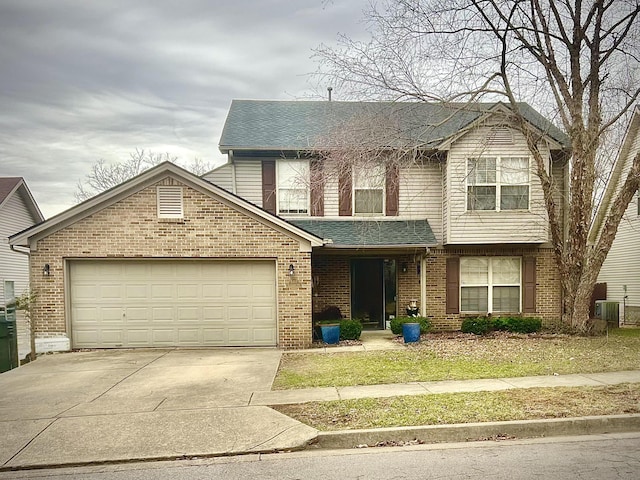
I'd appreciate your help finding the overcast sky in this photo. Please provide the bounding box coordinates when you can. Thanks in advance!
[0,0,370,218]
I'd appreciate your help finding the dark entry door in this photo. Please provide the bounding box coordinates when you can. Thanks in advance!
[351,259,384,329]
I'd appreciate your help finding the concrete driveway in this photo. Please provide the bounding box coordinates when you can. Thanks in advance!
[0,348,317,469]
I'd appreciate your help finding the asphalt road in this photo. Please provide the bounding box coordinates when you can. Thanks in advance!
[2,433,640,480]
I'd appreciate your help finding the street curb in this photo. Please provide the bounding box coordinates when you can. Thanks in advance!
[313,414,640,449]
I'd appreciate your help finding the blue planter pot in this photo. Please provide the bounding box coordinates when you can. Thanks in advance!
[402,323,421,343]
[320,324,340,344]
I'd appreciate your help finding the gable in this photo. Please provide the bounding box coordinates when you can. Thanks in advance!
[9,162,323,251]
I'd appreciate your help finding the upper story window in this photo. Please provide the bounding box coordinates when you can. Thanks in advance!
[467,157,529,211]
[354,163,385,215]
[277,159,309,215]
[157,186,183,218]
[460,257,521,313]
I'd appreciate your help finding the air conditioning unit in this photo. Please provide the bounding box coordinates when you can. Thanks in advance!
[595,300,619,327]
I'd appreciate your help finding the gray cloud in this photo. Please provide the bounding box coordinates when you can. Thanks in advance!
[0,0,369,217]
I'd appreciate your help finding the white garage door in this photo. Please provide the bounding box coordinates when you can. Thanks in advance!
[69,260,277,348]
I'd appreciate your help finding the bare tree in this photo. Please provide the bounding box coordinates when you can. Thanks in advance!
[75,148,213,201]
[315,0,640,332]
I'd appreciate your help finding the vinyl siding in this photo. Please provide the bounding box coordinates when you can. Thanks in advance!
[398,160,443,242]
[445,125,550,244]
[0,191,39,360]
[597,126,640,313]
[203,163,234,191]
[204,158,264,207]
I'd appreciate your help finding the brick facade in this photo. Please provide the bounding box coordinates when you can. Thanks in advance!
[311,248,561,331]
[29,176,313,350]
[425,247,562,330]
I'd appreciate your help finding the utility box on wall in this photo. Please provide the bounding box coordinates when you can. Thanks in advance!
[594,300,620,328]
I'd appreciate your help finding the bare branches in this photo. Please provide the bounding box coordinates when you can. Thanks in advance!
[74,149,213,202]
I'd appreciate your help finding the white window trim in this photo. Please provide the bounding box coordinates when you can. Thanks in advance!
[276,159,310,216]
[460,257,522,314]
[157,186,184,219]
[353,164,386,216]
[466,156,531,212]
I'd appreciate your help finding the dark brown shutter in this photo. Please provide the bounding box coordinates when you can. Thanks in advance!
[385,163,399,216]
[446,257,460,314]
[262,160,276,214]
[523,257,537,313]
[338,168,352,216]
[310,159,324,216]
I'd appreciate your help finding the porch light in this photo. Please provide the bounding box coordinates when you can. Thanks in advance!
[401,263,408,273]
[43,264,51,277]
[288,264,295,276]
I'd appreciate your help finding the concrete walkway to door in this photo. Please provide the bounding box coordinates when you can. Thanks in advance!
[0,348,316,470]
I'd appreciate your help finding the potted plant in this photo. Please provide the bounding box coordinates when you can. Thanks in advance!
[317,320,341,345]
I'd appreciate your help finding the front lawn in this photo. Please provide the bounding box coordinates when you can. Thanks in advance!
[273,383,640,430]
[273,329,640,390]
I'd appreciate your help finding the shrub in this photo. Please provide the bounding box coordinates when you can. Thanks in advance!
[500,316,543,334]
[390,316,431,335]
[462,316,543,335]
[461,316,494,335]
[340,319,363,340]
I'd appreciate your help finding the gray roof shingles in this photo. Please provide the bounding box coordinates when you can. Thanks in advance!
[219,100,570,152]
[289,219,436,247]
[0,177,22,204]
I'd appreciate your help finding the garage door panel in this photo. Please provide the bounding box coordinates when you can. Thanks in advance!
[151,284,174,300]
[70,260,277,348]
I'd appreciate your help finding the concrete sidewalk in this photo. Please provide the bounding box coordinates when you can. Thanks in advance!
[251,370,640,405]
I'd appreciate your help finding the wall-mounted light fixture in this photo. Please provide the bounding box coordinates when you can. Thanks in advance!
[43,264,51,277]
[401,263,408,274]
[288,264,295,276]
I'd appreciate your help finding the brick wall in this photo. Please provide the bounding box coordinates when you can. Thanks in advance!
[311,254,422,320]
[29,176,312,349]
[426,247,562,331]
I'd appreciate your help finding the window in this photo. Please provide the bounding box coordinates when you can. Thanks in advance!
[467,157,529,211]
[3,281,15,310]
[354,164,384,214]
[278,159,309,214]
[460,257,521,313]
[157,186,183,218]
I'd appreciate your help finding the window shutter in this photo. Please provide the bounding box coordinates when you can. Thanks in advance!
[338,168,352,216]
[385,163,399,216]
[523,257,537,313]
[310,159,324,216]
[157,186,183,218]
[262,160,276,214]
[446,257,460,314]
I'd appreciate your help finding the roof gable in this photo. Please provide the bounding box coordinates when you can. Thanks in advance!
[9,162,323,249]
[0,177,44,223]
[219,100,570,153]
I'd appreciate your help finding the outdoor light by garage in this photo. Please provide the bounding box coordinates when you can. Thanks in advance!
[42,264,51,276]
[288,264,295,276]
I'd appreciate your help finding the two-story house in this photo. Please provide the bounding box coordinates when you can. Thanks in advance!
[209,100,569,332]
[9,100,569,352]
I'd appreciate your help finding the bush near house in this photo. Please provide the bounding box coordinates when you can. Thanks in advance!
[390,316,432,335]
[340,319,363,340]
[461,316,543,335]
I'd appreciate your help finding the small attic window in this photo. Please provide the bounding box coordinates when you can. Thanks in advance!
[487,127,514,146]
[157,186,183,218]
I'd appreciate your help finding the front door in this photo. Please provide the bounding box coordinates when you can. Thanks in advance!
[351,259,396,329]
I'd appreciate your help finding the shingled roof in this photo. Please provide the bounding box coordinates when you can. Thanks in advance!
[289,219,436,248]
[219,100,570,153]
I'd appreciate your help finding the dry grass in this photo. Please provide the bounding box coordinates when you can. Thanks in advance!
[273,329,640,389]
[273,383,640,430]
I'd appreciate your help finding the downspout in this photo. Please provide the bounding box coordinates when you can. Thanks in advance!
[10,244,30,257]
[229,149,237,194]
[421,248,429,317]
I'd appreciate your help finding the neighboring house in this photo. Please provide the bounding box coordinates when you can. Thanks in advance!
[9,100,570,352]
[593,106,640,325]
[0,177,44,360]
